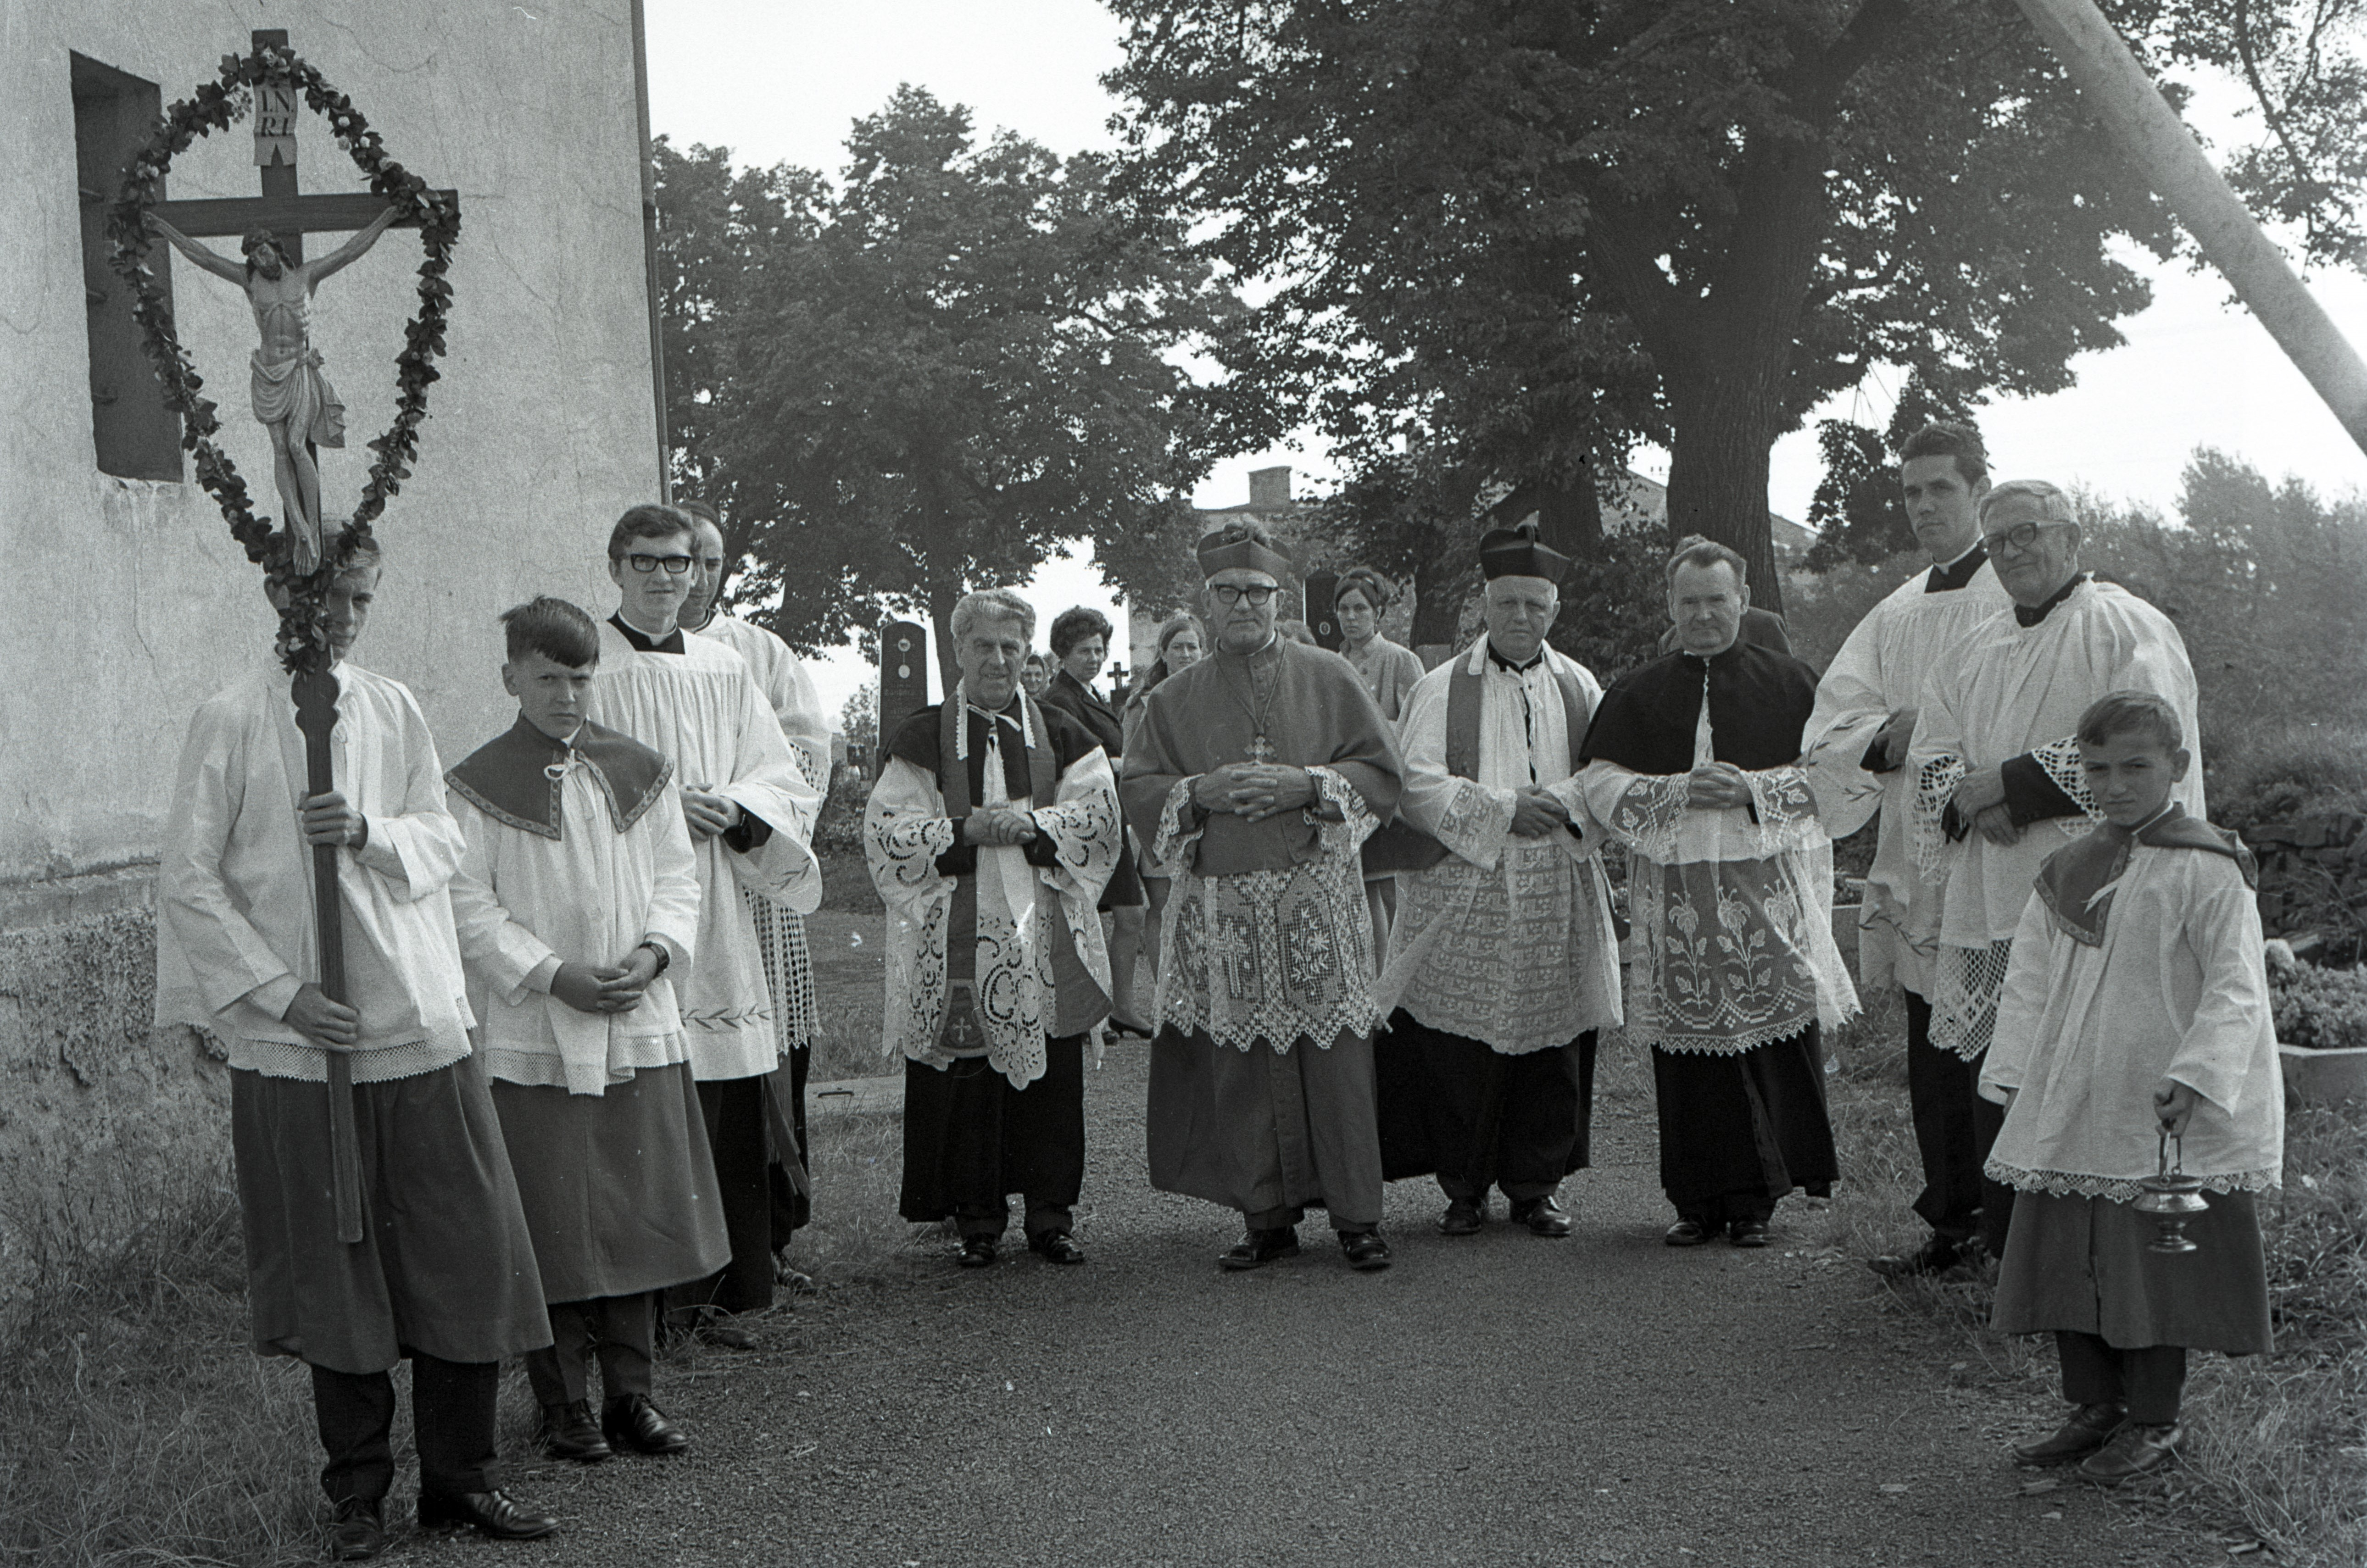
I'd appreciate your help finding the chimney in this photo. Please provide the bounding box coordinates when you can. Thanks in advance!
[1248,465,1292,510]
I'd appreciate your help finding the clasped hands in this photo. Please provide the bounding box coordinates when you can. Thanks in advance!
[963,806,1040,847]
[551,943,664,1016]
[1684,762,1754,812]
[1947,763,2022,846]
[1508,787,1572,839]
[682,785,745,840]
[1192,763,1314,823]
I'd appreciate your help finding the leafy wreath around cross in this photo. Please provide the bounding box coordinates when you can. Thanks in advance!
[105,42,458,670]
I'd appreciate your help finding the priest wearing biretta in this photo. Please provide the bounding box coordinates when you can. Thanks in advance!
[1370,523,1624,1241]
[1123,521,1406,1273]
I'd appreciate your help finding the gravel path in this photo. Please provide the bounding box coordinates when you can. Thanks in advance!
[411,1042,2222,1568]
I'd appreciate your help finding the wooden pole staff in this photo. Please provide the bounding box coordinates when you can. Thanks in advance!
[2013,0,2367,457]
[294,666,365,1244]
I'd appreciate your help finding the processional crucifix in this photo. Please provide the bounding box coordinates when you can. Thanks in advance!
[122,30,459,1243]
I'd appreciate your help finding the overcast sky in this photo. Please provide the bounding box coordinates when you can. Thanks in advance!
[645,0,2367,719]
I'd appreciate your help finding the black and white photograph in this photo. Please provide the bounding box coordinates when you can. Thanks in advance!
[4,1,2366,1563]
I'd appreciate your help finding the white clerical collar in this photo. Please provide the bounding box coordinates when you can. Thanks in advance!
[618,608,679,641]
[1934,539,1983,573]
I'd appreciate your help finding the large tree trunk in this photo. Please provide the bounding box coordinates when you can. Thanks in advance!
[1662,374,1788,616]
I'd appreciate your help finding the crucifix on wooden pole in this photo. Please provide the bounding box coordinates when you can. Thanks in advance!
[139,30,461,1246]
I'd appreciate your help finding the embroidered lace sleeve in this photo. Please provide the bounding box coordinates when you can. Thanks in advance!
[1149,777,1207,876]
[1306,765,1378,858]
[863,758,957,1065]
[1740,765,1824,854]
[1577,762,1690,866]
[1432,779,1517,869]
[1030,747,1123,908]
[2001,737,2096,824]
[1910,751,1968,884]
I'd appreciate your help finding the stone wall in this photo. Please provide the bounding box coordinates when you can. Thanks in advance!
[2242,811,2367,957]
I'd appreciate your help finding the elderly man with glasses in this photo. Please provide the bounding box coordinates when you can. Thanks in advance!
[588,503,823,1347]
[1123,522,1406,1273]
[1907,479,2203,1167]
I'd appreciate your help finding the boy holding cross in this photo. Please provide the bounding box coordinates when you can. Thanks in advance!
[156,546,557,1556]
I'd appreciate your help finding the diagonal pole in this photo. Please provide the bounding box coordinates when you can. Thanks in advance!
[294,667,365,1244]
[2012,0,2367,456]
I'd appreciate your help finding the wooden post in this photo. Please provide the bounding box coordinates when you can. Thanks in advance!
[2012,0,2367,456]
[293,667,365,1244]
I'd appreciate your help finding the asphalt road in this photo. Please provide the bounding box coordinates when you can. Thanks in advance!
[410,1042,2223,1568]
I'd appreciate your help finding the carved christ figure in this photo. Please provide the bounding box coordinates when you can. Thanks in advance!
[148,205,399,573]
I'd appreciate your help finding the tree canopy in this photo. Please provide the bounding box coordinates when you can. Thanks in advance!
[655,89,1240,682]
[1104,0,2365,610]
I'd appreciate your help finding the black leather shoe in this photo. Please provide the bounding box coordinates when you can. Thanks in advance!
[1437,1198,1486,1235]
[328,1497,386,1561]
[2013,1402,2127,1466]
[1869,1234,1966,1279]
[1511,1196,1574,1238]
[957,1235,998,1269]
[602,1392,690,1456]
[1728,1218,1772,1248]
[1664,1218,1714,1246]
[1219,1226,1301,1270]
[1339,1229,1393,1271]
[416,1489,559,1540]
[1029,1231,1087,1265]
[536,1399,612,1463]
[2077,1420,2180,1484]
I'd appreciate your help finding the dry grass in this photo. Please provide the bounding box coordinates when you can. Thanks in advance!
[1798,990,2367,1567]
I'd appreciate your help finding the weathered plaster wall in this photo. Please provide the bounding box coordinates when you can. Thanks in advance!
[0,4,664,1288]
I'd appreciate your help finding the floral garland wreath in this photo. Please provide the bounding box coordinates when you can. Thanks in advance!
[104,41,459,670]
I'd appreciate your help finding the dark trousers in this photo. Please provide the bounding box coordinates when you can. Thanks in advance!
[2057,1331,2188,1425]
[524,1293,655,1408]
[1905,990,2015,1259]
[310,1351,497,1505]
[771,1046,811,1240]
[900,1034,1086,1241]
[1380,1013,1595,1203]
[668,1074,787,1321]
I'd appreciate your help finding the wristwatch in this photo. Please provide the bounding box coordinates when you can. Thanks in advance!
[635,940,671,977]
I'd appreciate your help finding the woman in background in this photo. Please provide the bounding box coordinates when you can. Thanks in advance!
[1020,651,1052,700]
[1334,567,1424,968]
[1121,613,1204,980]
[1040,607,1153,1036]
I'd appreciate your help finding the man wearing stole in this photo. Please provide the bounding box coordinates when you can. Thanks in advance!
[1373,523,1624,1240]
[864,589,1121,1268]
[1124,522,1406,1273]
[1577,538,1859,1248]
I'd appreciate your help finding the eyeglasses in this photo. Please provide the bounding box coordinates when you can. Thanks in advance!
[1208,584,1278,606]
[625,553,695,575]
[1983,520,2068,552]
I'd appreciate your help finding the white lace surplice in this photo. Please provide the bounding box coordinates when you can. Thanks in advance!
[446,759,703,1097]
[864,727,1119,1090]
[155,662,474,1084]
[1799,560,2011,997]
[1979,846,2281,1202]
[1906,580,2201,1058]
[1148,768,1382,1053]
[587,624,820,1080]
[1577,696,1858,1055]
[1376,641,1623,1053]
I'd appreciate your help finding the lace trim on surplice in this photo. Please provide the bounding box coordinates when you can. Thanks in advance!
[1985,1159,2280,1205]
[1627,853,1840,1055]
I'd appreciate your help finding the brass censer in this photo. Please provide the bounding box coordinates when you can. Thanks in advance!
[2134,1127,2209,1254]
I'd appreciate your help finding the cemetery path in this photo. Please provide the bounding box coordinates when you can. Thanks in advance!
[415,1043,2224,1568]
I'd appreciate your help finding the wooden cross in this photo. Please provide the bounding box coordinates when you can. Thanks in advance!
[148,29,456,264]
[148,30,459,1245]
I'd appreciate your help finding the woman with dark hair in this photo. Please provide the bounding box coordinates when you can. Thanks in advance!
[1333,568,1424,724]
[1020,652,1052,700]
[1120,613,1205,978]
[1039,606,1153,1035]
[1334,567,1424,967]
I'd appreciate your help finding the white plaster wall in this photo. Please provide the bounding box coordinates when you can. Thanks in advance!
[0,2,661,888]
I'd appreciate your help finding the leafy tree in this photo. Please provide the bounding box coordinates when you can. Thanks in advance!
[1104,0,2365,612]
[660,89,1239,685]
[1799,380,1984,571]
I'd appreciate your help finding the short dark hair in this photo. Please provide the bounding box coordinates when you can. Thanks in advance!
[1049,606,1114,658]
[1333,567,1392,614]
[674,498,721,528]
[1899,421,1988,487]
[2077,690,2183,753]
[501,596,601,667]
[606,503,695,562]
[1665,534,1747,586]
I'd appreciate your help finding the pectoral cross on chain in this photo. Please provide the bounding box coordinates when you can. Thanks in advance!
[1246,733,1277,764]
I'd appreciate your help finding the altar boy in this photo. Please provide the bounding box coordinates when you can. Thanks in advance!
[445,598,729,1463]
[1981,691,2282,1484]
[156,547,555,1557]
